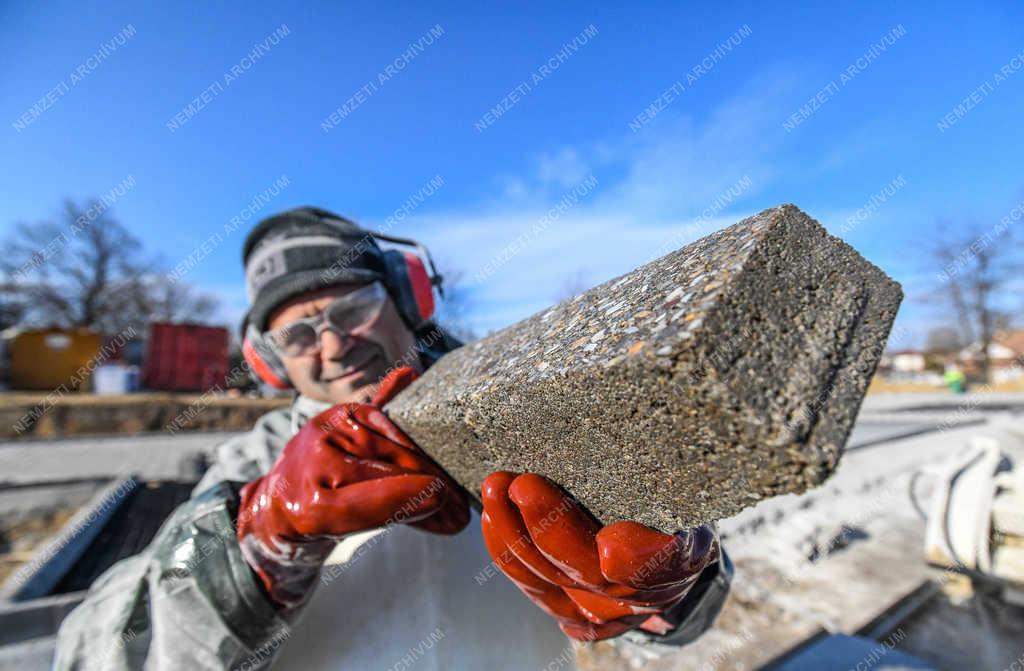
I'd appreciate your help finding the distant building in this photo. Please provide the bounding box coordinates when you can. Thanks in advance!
[878,349,942,384]
[888,350,927,373]
[958,329,1024,382]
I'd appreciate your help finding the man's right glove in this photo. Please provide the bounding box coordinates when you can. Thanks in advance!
[237,368,470,608]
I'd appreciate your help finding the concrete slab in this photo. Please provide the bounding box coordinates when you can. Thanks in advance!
[388,204,902,530]
[0,430,241,486]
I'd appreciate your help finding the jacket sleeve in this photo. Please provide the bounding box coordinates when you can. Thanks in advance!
[53,482,291,671]
[54,409,296,671]
[614,549,733,655]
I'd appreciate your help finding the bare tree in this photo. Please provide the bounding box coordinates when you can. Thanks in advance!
[0,284,26,333]
[929,219,1021,382]
[554,269,589,302]
[95,275,219,334]
[3,199,219,335]
[924,326,962,355]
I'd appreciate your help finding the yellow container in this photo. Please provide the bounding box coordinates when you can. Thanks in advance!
[8,328,104,391]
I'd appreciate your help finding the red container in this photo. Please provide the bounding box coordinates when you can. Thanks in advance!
[142,322,229,392]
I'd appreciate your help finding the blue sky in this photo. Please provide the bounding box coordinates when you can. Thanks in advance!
[2,1,1022,347]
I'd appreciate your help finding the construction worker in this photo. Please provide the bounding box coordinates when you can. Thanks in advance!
[54,207,731,670]
[944,364,967,394]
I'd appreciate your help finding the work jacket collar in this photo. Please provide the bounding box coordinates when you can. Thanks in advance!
[290,394,333,435]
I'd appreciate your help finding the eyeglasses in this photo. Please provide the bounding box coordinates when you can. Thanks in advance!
[264,282,388,358]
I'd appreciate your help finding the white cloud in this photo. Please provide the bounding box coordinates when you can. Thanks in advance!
[364,73,797,333]
[535,147,591,190]
[372,199,759,334]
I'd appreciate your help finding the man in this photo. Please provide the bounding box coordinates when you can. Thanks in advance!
[54,207,730,669]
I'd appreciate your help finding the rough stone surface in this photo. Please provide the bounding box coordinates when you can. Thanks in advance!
[385,204,903,531]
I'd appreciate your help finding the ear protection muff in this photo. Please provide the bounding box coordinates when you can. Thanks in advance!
[240,222,445,390]
[371,231,444,330]
[381,249,436,328]
[242,322,291,389]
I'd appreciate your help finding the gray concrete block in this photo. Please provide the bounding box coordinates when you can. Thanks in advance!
[386,205,902,531]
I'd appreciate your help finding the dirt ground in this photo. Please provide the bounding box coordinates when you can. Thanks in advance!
[868,377,1024,394]
[0,506,78,584]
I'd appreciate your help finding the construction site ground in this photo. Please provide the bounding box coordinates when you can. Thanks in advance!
[0,392,289,439]
[1,391,1023,670]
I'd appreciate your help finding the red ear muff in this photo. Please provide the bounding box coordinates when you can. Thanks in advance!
[402,251,435,322]
[243,331,291,389]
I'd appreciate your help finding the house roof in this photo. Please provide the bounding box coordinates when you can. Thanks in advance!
[994,329,1024,355]
[959,329,1024,360]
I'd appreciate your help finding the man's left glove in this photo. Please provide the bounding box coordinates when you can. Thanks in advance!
[237,367,470,608]
[481,472,720,641]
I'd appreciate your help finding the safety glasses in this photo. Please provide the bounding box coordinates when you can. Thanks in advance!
[264,282,388,358]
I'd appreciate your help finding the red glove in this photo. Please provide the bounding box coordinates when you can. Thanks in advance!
[237,367,469,608]
[481,472,719,641]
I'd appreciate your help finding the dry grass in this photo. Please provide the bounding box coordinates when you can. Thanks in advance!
[0,391,287,408]
[868,376,1024,394]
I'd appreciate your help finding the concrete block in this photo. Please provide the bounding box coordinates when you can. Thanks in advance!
[386,205,902,530]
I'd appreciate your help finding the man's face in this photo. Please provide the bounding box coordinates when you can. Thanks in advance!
[266,284,421,404]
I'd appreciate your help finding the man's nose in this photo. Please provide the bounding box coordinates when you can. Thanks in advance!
[319,327,354,360]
